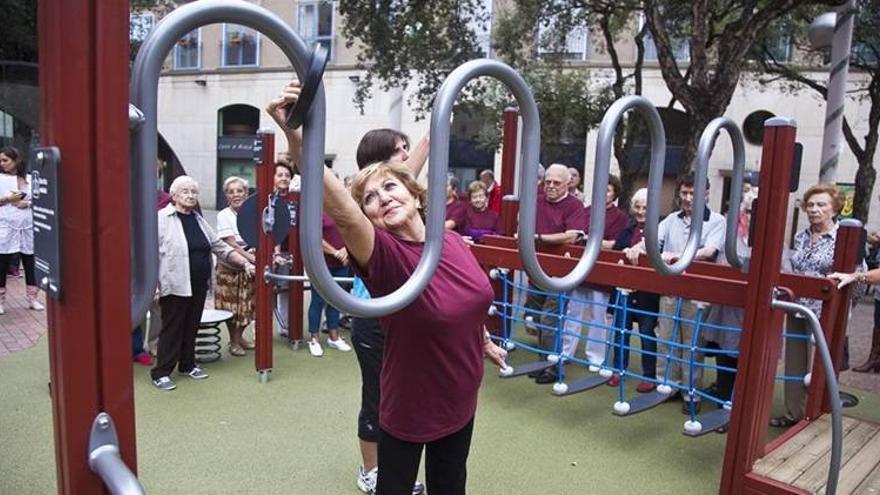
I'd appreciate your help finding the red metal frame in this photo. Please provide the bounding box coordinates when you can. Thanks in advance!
[499,108,519,236]
[41,0,136,492]
[286,190,305,344]
[254,132,275,374]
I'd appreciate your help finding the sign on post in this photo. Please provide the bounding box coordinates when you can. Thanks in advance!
[30,147,62,299]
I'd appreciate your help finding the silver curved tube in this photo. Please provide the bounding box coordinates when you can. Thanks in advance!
[771,299,842,495]
[697,118,747,269]
[305,59,538,317]
[88,413,146,495]
[522,97,664,291]
[129,0,319,327]
[645,112,709,276]
[263,268,354,285]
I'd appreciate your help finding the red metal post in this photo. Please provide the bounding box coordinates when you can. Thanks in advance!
[719,122,797,495]
[499,108,519,235]
[287,191,305,345]
[805,222,862,417]
[255,131,275,376]
[41,0,135,492]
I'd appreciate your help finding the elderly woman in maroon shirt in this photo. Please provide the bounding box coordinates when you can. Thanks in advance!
[461,180,500,243]
[267,83,507,495]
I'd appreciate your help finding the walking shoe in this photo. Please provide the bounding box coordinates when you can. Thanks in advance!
[327,337,352,352]
[152,376,176,391]
[357,466,424,495]
[534,369,557,384]
[182,367,209,380]
[606,374,620,387]
[134,353,153,366]
[357,466,377,493]
[26,286,44,310]
[28,298,45,311]
[636,381,656,393]
[308,339,324,357]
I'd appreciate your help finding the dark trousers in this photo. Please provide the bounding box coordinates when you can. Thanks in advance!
[0,252,35,287]
[715,354,738,402]
[151,290,207,380]
[352,317,383,443]
[611,310,658,379]
[377,418,474,495]
[132,325,145,358]
[523,284,564,350]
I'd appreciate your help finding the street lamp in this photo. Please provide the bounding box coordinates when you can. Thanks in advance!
[808,2,857,183]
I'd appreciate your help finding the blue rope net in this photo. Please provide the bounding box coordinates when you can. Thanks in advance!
[489,272,812,424]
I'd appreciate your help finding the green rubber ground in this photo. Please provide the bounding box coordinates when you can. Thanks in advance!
[2,332,879,494]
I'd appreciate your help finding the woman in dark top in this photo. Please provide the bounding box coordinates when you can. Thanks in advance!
[461,180,499,243]
[612,188,659,392]
[151,176,255,391]
[268,82,507,495]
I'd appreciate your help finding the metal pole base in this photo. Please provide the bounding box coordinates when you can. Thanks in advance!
[257,369,272,384]
[288,339,302,351]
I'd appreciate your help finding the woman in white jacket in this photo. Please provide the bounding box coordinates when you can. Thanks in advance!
[0,145,42,314]
[151,175,255,391]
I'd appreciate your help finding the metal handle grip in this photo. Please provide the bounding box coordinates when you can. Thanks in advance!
[698,118,748,269]
[524,96,665,292]
[302,59,539,317]
[645,110,711,276]
[264,268,354,285]
[770,299,842,495]
[88,413,145,495]
[129,0,319,327]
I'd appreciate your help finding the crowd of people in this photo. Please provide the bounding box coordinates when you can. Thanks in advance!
[121,79,874,494]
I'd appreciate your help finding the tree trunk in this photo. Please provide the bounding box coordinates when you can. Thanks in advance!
[852,158,877,225]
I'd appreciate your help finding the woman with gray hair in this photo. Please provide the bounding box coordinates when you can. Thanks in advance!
[215,176,257,357]
[611,188,659,392]
[151,175,256,391]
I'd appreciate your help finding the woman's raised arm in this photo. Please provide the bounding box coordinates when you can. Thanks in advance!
[265,82,374,269]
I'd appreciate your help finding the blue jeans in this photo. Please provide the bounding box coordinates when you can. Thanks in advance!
[307,265,350,336]
[611,308,658,379]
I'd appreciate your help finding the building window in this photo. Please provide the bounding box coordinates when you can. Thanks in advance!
[222,24,260,67]
[129,11,155,44]
[174,29,201,70]
[642,15,689,62]
[0,111,13,139]
[537,12,590,61]
[298,1,335,61]
[467,0,493,57]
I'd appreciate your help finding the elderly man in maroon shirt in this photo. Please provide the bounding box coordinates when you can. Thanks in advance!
[564,174,628,373]
[523,164,588,384]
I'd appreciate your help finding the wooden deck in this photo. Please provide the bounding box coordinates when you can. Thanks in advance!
[752,415,880,494]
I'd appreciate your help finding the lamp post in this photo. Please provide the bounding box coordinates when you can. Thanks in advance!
[809,0,858,184]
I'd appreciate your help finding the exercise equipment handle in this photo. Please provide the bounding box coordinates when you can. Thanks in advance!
[523,95,664,291]
[770,299,842,495]
[88,412,146,495]
[700,118,748,269]
[644,107,711,276]
[129,0,320,327]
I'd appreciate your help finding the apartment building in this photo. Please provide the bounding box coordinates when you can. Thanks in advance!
[137,0,875,236]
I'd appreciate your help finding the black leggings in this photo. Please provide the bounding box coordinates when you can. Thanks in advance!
[0,253,35,287]
[377,418,474,495]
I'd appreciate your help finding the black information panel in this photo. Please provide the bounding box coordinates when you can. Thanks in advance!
[30,147,62,299]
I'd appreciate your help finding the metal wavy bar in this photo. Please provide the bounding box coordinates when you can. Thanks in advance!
[644,109,711,276]
[770,299,842,495]
[521,100,663,291]
[698,118,747,269]
[129,0,319,327]
[263,268,355,285]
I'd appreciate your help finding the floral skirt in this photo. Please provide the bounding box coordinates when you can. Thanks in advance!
[214,263,255,328]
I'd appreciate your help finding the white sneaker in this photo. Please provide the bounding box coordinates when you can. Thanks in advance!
[308,339,324,357]
[357,466,377,493]
[28,299,45,311]
[328,337,352,352]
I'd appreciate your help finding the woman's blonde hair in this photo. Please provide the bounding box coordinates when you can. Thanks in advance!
[350,161,427,218]
[223,175,249,193]
[467,180,488,198]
